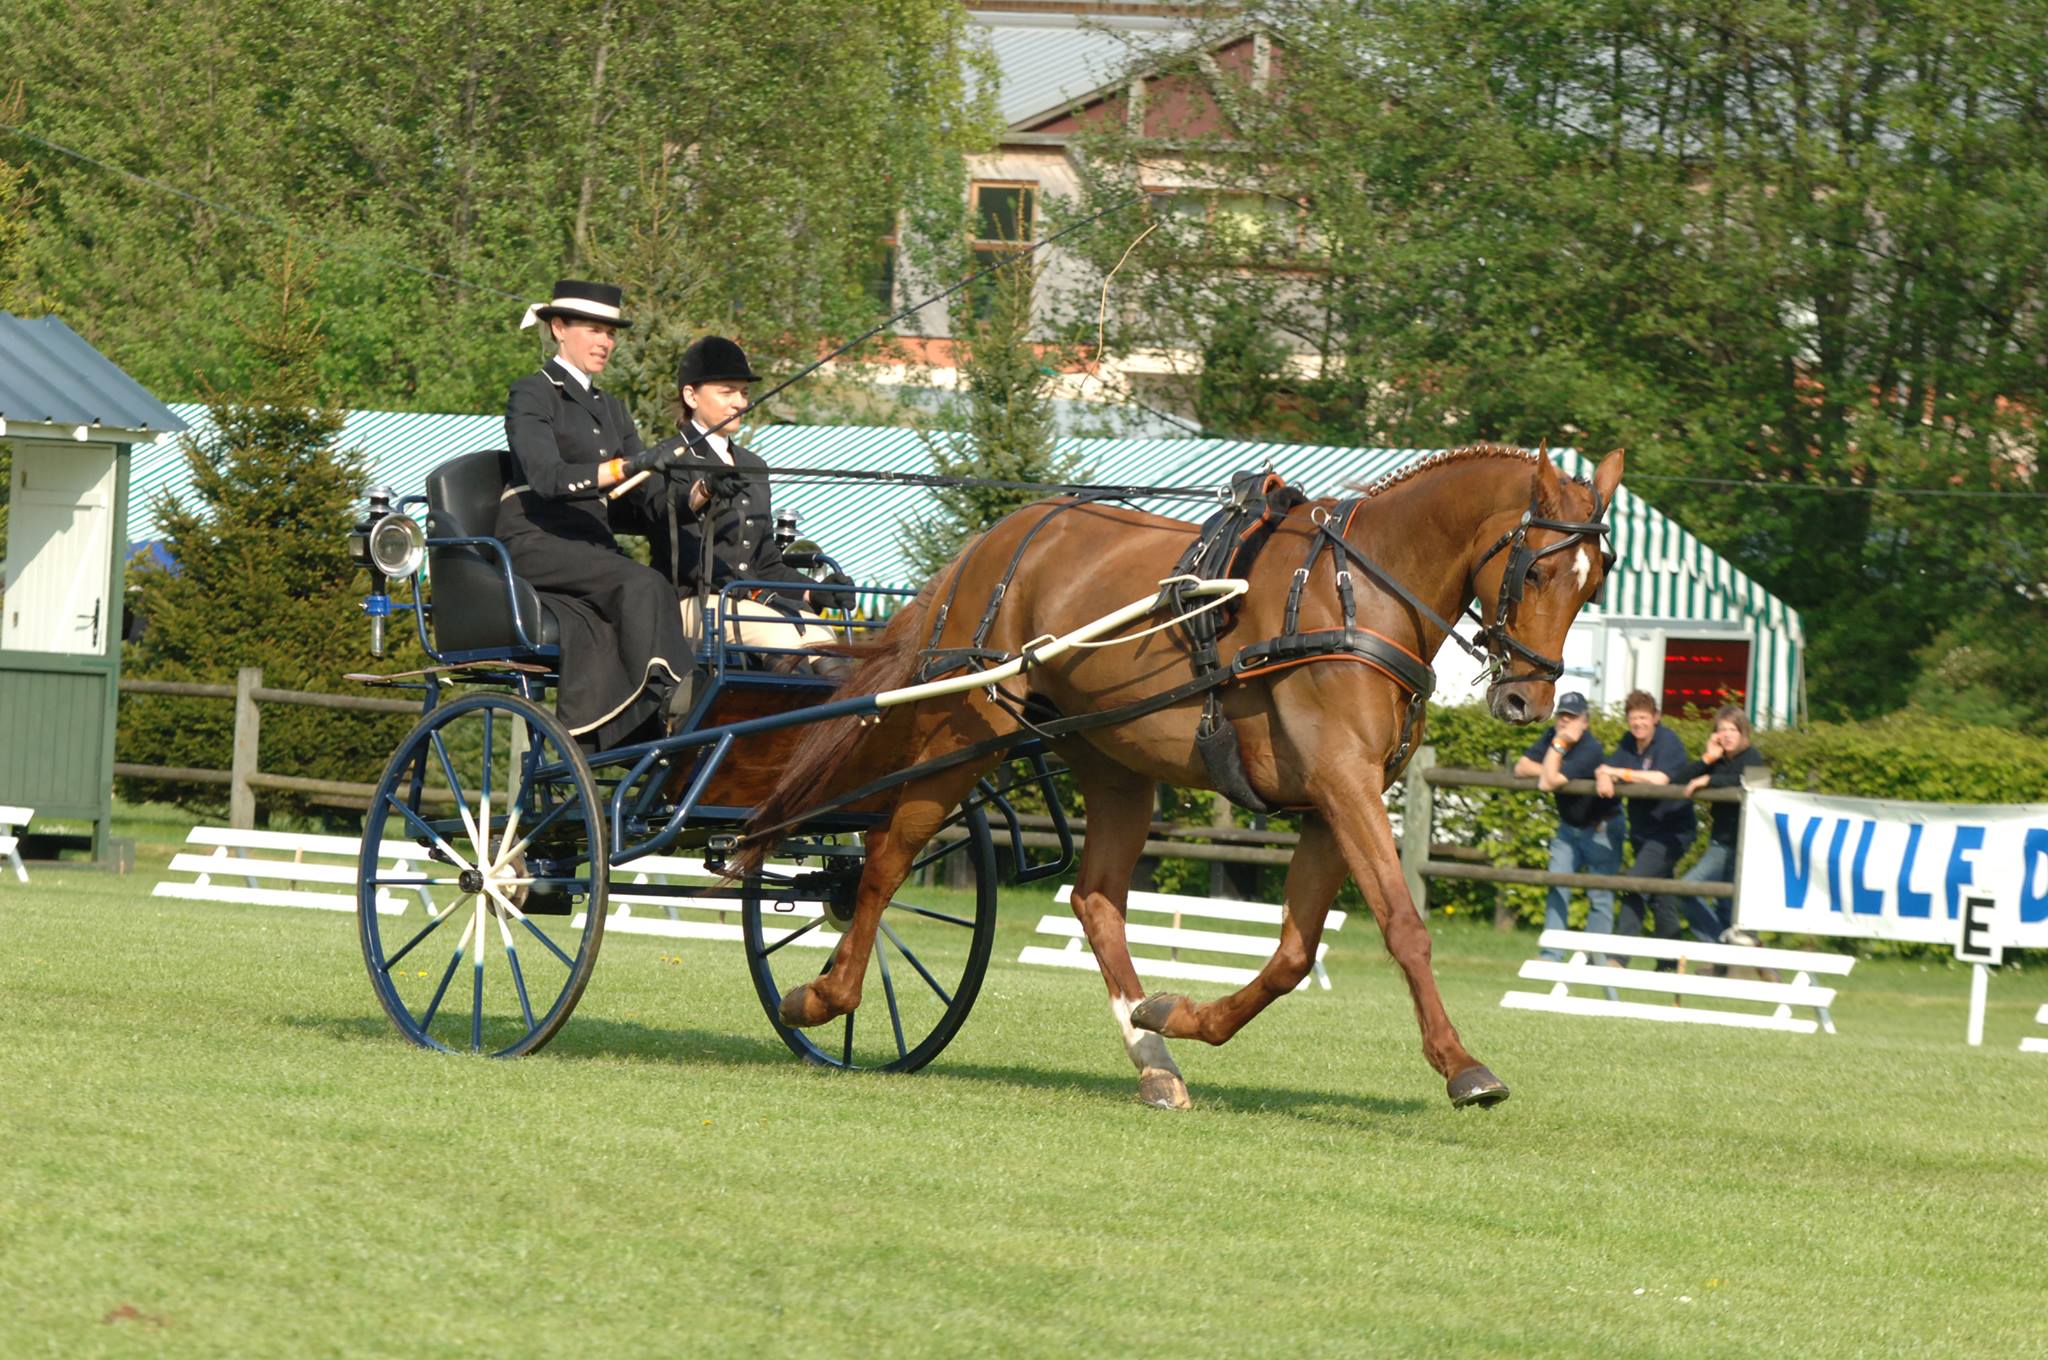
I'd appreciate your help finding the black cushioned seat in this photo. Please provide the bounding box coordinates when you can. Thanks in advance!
[423,450,560,653]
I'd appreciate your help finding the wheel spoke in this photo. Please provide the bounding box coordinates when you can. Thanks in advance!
[494,908,537,1032]
[381,791,472,873]
[430,730,480,850]
[887,900,975,929]
[512,910,578,970]
[480,707,495,807]
[910,836,969,873]
[879,919,952,1007]
[876,941,908,1060]
[759,915,828,956]
[841,1009,855,1066]
[420,910,478,1031]
[499,788,585,866]
[380,897,466,971]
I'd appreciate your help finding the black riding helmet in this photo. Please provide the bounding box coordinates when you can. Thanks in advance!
[677,335,761,387]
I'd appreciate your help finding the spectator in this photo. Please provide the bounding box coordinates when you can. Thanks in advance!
[1512,692,1623,960]
[1595,691,1697,966]
[1678,703,1765,947]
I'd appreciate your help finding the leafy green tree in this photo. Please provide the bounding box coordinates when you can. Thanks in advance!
[898,250,1077,578]
[1065,1,2048,722]
[1,0,994,421]
[117,255,412,820]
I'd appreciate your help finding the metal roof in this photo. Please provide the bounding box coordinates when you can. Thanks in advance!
[968,9,1186,127]
[0,313,187,436]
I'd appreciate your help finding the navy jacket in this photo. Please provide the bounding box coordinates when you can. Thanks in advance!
[1613,724,1697,844]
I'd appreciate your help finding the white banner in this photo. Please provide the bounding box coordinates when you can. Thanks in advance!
[1737,789,2048,946]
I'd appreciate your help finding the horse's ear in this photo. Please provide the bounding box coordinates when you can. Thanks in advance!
[1532,440,1563,506]
[1593,447,1625,506]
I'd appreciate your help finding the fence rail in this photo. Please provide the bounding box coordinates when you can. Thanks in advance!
[113,683,1754,914]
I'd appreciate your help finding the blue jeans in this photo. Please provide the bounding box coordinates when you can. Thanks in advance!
[1541,814,1622,959]
[1680,840,1735,942]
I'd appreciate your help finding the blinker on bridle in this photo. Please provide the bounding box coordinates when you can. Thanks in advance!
[1466,490,1616,687]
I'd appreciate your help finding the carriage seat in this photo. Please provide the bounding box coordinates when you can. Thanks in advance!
[423,450,560,654]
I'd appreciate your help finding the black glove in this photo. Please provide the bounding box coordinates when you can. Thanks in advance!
[809,569,857,613]
[620,444,681,478]
[700,465,749,501]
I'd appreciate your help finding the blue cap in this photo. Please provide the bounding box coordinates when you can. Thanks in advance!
[1554,691,1589,716]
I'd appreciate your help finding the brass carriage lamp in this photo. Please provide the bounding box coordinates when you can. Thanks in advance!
[348,485,426,657]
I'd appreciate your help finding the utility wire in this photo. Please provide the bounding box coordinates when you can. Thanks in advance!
[1,121,525,301]
[1626,473,2047,501]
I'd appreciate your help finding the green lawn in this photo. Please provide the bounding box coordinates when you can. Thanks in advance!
[3,846,2044,1358]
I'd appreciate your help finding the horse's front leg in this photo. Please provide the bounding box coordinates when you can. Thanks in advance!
[1129,814,1346,1047]
[1319,775,1507,1108]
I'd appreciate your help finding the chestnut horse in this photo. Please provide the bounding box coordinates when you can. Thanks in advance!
[741,444,1624,1109]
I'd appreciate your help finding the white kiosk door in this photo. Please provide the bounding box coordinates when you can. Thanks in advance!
[1,442,117,655]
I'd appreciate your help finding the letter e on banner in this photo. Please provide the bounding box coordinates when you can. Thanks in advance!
[1956,894,2003,967]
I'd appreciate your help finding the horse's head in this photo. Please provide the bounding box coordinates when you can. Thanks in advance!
[1469,447,1625,723]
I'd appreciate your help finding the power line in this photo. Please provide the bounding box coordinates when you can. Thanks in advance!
[1,121,525,301]
[1627,473,2047,501]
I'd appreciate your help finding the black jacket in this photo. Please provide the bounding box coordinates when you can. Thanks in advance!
[642,424,813,594]
[1677,744,1765,847]
[496,360,658,544]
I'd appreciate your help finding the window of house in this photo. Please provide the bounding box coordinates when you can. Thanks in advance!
[972,182,1037,246]
[1145,187,1309,257]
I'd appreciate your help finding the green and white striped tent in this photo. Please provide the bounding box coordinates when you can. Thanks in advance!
[133,409,1804,725]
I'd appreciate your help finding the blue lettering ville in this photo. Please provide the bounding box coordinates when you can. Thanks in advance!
[1850,820,1885,915]
[1826,818,1851,913]
[2023,828,2048,926]
[1944,826,1986,920]
[1775,813,1823,909]
[1897,824,1932,918]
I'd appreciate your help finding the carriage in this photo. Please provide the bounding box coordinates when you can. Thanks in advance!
[347,440,1622,1107]
[342,448,1095,1070]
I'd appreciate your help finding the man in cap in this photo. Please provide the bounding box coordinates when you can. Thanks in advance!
[497,279,691,746]
[642,335,852,663]
[1512,691,1624,959]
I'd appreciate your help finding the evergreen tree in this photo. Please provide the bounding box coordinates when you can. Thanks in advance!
[899,252,1077,579]
[117,254,412,820]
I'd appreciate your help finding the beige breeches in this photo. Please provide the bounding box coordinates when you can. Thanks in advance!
[678,594,831,656]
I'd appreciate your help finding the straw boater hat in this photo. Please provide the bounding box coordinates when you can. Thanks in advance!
[519,278,633,331]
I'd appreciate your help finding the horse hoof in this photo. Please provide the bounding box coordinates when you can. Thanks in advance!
[1138,1068,1192,1111]
[779,984,828,1029]
[1447,1065,1510,1108]
[1130,992,1185,1035]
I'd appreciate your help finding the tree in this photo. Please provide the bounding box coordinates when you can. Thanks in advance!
[898,249,1078,579]
[1064,1,2048,721]
[117,253,412,820]
[0,0,994,421]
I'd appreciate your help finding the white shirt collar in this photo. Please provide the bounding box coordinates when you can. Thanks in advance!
[690,419,732,463]
[550,356,593,391]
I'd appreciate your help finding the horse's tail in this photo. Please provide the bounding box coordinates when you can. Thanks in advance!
[734,593,932,876]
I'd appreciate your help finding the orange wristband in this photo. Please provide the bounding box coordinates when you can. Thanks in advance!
[605,457,625,483]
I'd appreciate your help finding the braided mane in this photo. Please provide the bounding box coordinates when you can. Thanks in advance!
[1348,442,1588,513]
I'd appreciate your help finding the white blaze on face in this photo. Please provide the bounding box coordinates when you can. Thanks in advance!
[1572,546,1591,592]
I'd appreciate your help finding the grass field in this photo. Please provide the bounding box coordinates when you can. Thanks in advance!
[4,821,2046,1358]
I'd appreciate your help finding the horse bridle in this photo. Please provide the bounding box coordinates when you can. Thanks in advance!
[1463,491,1615,686]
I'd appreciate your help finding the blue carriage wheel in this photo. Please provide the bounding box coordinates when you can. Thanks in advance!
[357,691,607,1057]
[742,805,997,1074]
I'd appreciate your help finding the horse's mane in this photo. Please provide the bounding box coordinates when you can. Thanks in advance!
[1346,442,1589,516]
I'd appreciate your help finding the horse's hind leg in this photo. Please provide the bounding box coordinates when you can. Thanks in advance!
[777,760,995,1029]
[1059,753,1189,1109]
[1128,813,1347,1047]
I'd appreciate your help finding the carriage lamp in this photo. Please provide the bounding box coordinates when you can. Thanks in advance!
[774,508,800,550]
[348,486,426,658]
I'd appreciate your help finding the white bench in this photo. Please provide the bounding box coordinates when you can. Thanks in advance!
[1501,929,1854,1035]
[153,826,439,916]
[2023,1005,2048,1056]
[1017,886,1348,991]
[571,854,832,951]
[0,805,30,883]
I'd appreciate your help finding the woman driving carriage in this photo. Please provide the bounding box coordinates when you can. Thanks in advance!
[498,278,691,746]
[640,335,852,664]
